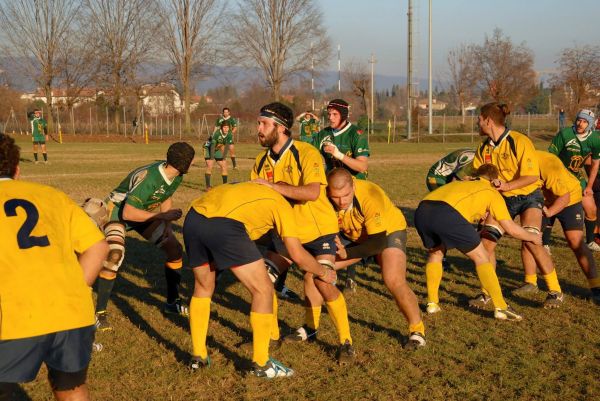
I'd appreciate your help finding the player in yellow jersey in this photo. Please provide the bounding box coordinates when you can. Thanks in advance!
[415,164,541,321]
[471,102,563,309]
[519,151,599,304]
[0,134,109,401]
[326,168,426,349]
[183,182,336,378]
[251,102,355,365]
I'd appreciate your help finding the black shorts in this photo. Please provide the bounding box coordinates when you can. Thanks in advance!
[504,189,544,219]
[415,200,481,253]
[32,140,45,145]
[544,202,584,232]
[255,231,337,258]
[183,208,262,270]
[386,230,407,252]
[0,325,94,389]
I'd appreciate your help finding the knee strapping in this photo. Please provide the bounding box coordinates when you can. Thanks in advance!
[103,223,125,272]
[480,224,504,242]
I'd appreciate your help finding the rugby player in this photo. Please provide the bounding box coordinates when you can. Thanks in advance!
[327,168,426,349]
[548,109,600,251]
[296,110,320,143]
[425,148,475,191]
[415,164,541,321]
[183,182,336,377]
[89,142,195,331]
[28,109,49,164]
[204,120,233,189]
[251,102,356,364]
[471,102,562,310]
[0,133,109,401]
[213,107,238,169]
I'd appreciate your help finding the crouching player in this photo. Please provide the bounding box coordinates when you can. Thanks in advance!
[89,142,195,331]
[183,182,336,378]
[0,133,109,401]
[528,151,599,304]
[425,148,475,191]
[415,164,541,321]
[327,168,426,349]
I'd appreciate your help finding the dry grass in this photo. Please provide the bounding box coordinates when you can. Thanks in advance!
[9,136,600,401]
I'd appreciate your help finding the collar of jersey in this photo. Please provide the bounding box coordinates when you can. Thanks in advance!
[332,121,351,137]
[268,137,294,162]
[488,127,510,147]
[158,162,174,185]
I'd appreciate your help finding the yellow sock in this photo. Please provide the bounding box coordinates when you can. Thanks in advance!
[425,262,443,304]
[304,306,322,330]
[250,312,272,366]
[525,274,538,286]
[271,293,280,341]
[588,277,600,289]
[189,297,211,359]
[409,320,425,336]
[475,262,507,310]
[542,269,561,293]
[325,295,352,345]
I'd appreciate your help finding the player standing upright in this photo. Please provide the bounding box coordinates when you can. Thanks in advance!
[0,133,109,401]
[214,107,238,169]
[296,111,320,143]
[548,109,600,251]
[204,120,233,189]
[28,109,48,164]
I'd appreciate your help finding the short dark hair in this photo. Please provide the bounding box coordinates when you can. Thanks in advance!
[166,142,195,175]
[0,133,20,178]
[259,102,294,135]
[222,107,230,113]
[473,164,499,181]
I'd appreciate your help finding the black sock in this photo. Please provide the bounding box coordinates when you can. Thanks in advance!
[34,153,38,161]
[585,219,596,243]
[542,226,552,246]
[42,153,47,161]
[204,174,211,188]
[222,175,228,184]
[164,266,181,304]
[274,269,289,292]
[96,277,116,312]
[231,157,236,168]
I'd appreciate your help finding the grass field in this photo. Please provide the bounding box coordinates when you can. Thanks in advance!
[9,135,600,401]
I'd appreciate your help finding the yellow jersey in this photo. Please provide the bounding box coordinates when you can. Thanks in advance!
[190,182,299,241]
[0,179,104,340]
[423,179,512,223]
[336,179,407,242]
[536,150,582,207]
[473,129,541,196]
[251,139,338,243]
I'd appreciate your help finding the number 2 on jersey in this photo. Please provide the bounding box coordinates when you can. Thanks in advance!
[4,199,50,249]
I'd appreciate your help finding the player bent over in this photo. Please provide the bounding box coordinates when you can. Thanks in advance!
[183,182,336,378]
[0,133,109,401]
[88,142,195,331]
[415,164,541,321]
[528,151,599,304]
[327,168,426,349]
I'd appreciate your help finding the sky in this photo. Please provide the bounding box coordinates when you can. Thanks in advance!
[319,0,599,84]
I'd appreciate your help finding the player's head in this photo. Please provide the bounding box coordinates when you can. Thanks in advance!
[221,120,230,133]
[257,102,294,147]
[327,99,349,129]
[473,163,499,182]
[33,109,41,117]
[478,102,510,135]
[222,107,230,117]
[327,168,355,210]
[0,133,20,179]
[166,142,195,175]
[574,109,596,136]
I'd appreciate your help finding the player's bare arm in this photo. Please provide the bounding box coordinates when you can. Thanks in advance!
[492,174,538,193]
[543,193,570,218]
[122,202,183,223]
[78,239,109,286]
[253,179,320,202]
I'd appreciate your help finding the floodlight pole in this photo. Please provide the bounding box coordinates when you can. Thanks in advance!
[407,0,413,140]
[311,42,315,111]
[337,44,341,92]
[428,0,433,135]
[369,53,376,138]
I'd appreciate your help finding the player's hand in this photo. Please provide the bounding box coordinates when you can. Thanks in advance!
[532,233,543,246]
[252,178,273,188]
[335,236,347,259]
[323,142,345,160]
[492,179,510,192]
[160,209,183,221]
[317,268,337,285]
[584,186,594,197]
[542,206,552,218]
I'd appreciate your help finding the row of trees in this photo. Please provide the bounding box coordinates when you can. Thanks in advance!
[0,0,331,134]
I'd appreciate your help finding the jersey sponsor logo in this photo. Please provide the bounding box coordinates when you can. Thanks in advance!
[264,165,274,182]
[286,166,293,174]
[484,154,492,163]
[357,148,365,153]
[501,152,509,159]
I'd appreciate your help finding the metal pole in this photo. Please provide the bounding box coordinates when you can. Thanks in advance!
[337,44,341,92]
[407,0,413,140]
[428,0,433,135]
[311,41,315,111]
[123,107,127,136]
[369,53,376,140]
[527,112,531,136]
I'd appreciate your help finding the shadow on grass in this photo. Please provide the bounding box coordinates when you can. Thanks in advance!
[0,384,34,401]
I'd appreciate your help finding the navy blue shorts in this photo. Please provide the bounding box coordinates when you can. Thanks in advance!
[255,231,337,258]
[504,189,544,219]
[0,325,94,389]
[415,200,481,253]
[544,202,584,232]
[183,208,262,270]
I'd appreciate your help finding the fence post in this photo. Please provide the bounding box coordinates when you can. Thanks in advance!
[89,108,92,136]
[442,113,446,143]
[527,112,531,136]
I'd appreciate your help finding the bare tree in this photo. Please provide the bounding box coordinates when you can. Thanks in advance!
[447,44,477,122]
[229,0,331,101]
[551,45,600,114]
[84,0,159,129]
[470,28,537,108]
[0,0,81,131]
[159,0,224,135]
[344,60,369,118]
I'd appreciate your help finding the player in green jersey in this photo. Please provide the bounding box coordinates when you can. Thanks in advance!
[86,142,195,332]
[548,109,600,251]
[204,121,233,189]
[296,111,320,143]
[426,148,475,191]
[28,109,48,164]
[214,107,238,168]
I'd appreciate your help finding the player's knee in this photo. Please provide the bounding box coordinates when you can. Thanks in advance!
[103,223,125,273]
[480,224,503,242]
